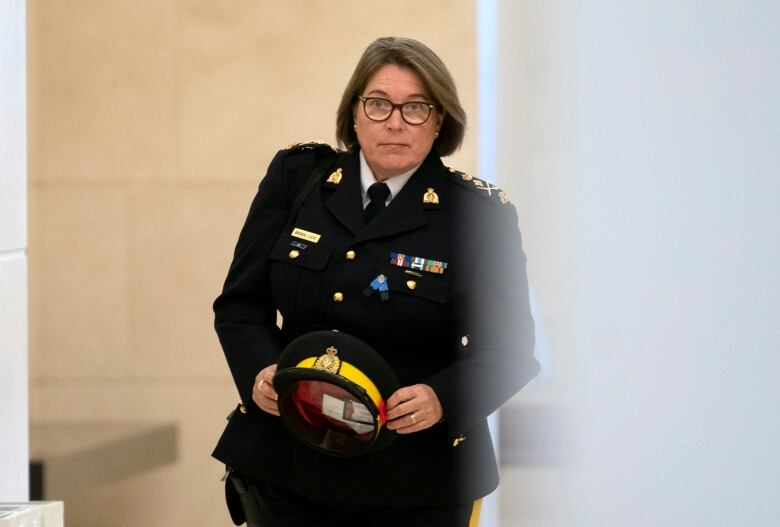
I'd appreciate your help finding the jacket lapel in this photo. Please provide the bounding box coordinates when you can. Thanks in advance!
[324,151,364,235]
[355,153,445,244]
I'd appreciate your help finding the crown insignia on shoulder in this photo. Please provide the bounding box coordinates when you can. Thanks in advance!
[446,167,511,205]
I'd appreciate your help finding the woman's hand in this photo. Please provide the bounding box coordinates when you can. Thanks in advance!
[252,364,279,416]
[385,384,443,434]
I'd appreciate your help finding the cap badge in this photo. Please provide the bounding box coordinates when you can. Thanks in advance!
[422,187,439,204]
[313,346,341,373]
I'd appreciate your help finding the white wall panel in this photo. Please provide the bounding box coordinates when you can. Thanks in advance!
[0,258,28,499]
[0,0,27,253]
[566,3,780,524]
[497,1,780,525]
[0,0,28,501]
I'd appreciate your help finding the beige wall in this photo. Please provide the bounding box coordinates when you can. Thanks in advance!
[27,1,475,525]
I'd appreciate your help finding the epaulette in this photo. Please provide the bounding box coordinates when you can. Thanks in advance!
[284,140,343,154]
[446,166,511,205]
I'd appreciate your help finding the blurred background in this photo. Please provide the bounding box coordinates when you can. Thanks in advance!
[2,0,779,526]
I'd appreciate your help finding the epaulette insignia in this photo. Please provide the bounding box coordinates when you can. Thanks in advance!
[284,140,342,153]
[446,167,511,205]
[449,166,473,181]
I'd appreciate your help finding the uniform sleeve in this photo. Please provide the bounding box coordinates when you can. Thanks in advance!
[425,200,539,439]
[213,150,290,407]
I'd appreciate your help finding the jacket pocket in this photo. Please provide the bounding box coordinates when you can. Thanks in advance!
[368,263,451,332]
[378,263,449,303]
[269,236,332,271]
[269,236,333,320]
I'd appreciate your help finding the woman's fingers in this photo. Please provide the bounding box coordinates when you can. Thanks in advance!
[252,364,280,416]
[249,373,444,427]
[385,384,443,433]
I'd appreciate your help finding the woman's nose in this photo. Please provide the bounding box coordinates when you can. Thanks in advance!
[385,107,405,129]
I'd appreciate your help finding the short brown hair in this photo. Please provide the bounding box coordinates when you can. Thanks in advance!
[336,37,467,157]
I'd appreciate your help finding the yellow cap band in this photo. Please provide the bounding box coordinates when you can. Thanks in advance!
[295,357,384,419]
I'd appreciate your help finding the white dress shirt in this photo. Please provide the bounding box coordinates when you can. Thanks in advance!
[359,150,420,209]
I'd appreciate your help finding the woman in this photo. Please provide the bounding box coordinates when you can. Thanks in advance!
[213,36,538,526]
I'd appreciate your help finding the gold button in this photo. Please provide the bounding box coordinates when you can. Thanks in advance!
[406,280,417,290]
[345,250,356,260]
[333,292,344,302]
[288,249,300,259]
[452,435,466,447]
[239,404,247,414]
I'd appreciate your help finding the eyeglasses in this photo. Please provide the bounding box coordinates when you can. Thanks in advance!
[358,96,437,125]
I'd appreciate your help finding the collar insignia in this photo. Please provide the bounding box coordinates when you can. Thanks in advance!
[422,187,439,204]
[326,168,343,184]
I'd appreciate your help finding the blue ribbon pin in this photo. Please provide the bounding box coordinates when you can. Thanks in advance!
[363,274,390,301]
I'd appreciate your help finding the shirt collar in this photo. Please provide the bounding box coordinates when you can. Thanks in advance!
[359,150,419,207]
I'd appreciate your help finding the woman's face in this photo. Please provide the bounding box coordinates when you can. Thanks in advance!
[354,64,442,181]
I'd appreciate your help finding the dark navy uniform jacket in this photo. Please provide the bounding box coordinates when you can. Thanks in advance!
[212,142,538,506]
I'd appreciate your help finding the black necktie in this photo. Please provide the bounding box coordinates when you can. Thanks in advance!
[364,182,390,224]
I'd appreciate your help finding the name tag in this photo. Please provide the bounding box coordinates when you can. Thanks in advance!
[291,228,321,243]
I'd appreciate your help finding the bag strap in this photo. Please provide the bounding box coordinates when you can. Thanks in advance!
[288,165,327,220]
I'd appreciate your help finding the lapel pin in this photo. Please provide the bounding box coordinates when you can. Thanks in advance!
[363,274,390,301]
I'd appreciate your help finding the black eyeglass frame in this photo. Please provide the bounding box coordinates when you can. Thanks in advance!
[357,95,438,125]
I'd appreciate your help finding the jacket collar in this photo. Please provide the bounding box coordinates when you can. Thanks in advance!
[323,148,445,243]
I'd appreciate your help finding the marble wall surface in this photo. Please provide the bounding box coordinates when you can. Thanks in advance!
[27,1,475,525]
